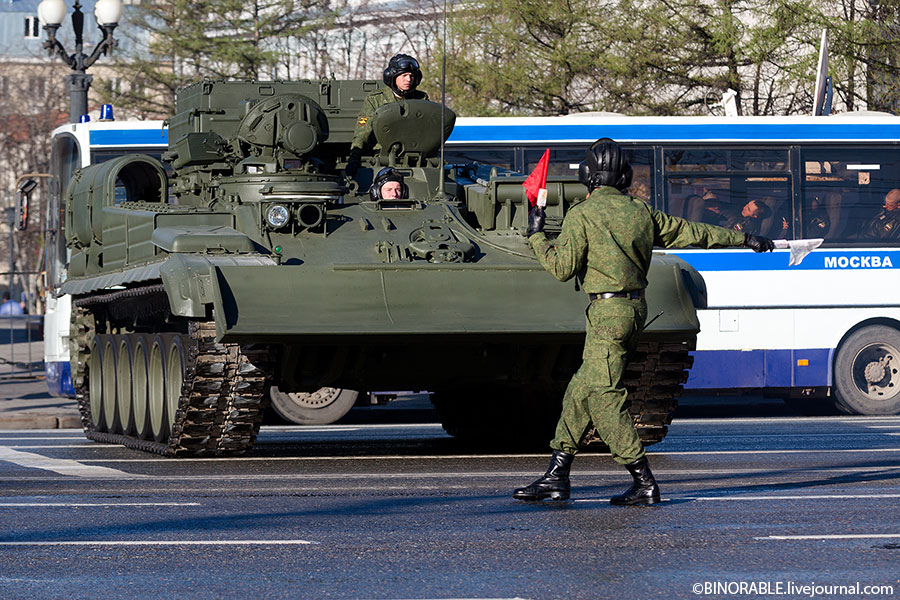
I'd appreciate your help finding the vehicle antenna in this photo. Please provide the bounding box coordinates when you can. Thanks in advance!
[438,0,447,199]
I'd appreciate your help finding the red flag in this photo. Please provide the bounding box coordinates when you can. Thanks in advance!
[522,148,550,207]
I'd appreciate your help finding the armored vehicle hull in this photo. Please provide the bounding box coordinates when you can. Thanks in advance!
[61,80,705,456]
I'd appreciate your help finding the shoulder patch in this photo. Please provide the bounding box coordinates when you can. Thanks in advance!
[356,116,369,127]
[733,222,744,232]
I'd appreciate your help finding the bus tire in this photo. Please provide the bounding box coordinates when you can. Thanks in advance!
[833,325,900,415]
[269,387,359,425]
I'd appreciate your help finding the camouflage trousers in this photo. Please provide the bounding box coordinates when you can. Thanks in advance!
[550,297,648,465]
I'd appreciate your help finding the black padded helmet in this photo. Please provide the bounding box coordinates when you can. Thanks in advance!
[370,167,409,201]
[578,138,633,192]
[383,54,423,97]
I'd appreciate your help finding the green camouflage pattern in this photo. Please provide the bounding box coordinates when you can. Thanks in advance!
[529,186,745,292]
[531,185,746,462]
[551,297,648,463]
[349,86,429,155]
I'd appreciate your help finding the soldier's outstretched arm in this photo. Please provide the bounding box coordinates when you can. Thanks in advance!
[650,208,747,249]
[528,214,588,282]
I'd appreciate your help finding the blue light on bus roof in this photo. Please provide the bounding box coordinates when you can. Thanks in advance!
[89,129,169,146]
[447,123,900,143]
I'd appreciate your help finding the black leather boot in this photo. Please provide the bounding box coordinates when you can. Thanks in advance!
[610,456,660,505]
[513,450,574,501]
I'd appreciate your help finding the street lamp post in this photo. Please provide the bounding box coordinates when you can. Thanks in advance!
[37,0,124,123]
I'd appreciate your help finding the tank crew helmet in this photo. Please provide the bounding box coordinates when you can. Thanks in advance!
[578,137,633,192]
[383,54,423,97]
[370,167,409,201]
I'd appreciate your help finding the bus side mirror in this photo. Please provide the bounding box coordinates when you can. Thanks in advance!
[15,178,37,232]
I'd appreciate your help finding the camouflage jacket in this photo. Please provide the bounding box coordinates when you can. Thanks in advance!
[529,186,746,293]
[703,206,760,235]
[349,86,429,153]
[864,208,900,241]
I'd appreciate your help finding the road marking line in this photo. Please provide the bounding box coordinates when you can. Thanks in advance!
[576,494,900,503]
[0,502,200,507]
[690,494,900,500]
[1,466,896,484]
[865,425,900,429]
[672,416,900,424]
[0,447,138,478]
[66,447,900,462]
[0,437,85,440]
[756,534,900,540]
[4,445,115,449]
[263,423,443,431]
[0,540,318,546]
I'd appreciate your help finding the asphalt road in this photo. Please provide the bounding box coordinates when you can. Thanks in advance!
[1,409,899,599]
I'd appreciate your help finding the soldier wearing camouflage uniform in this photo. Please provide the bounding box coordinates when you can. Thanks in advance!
[346,54,429,176]
[863,188,900,241]
[514,138,775,505]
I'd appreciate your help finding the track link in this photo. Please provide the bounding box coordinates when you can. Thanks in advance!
[74,286,271,457]
[433,337,695,449]
[584,337,695,447]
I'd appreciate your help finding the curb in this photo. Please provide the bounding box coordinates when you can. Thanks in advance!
[0,414,82,430]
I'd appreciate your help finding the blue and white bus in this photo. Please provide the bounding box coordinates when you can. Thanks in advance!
[445,112,900,415]
[45,120,167,396]
[46,111,900,416]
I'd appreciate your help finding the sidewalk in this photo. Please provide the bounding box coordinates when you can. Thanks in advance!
[0,377,82,430]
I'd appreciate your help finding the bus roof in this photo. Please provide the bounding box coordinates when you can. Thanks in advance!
[449,113,900,144]
[51,113,900,148]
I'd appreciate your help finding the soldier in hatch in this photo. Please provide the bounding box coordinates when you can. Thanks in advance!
[369,167,409,201]
[346,54,429,176]
[517,138,774,506]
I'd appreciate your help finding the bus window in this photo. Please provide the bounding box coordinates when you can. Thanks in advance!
[664,148,791,237]
[523,147,654,199]
[443,147,513,170]
[666,174,791,238]
[730,150,788,171]
[665,148,788,173]
[801,147,900,244]
[48,133,80,289]
[525,146,582,177]
[624,149,653,203]
[665,149,728,172]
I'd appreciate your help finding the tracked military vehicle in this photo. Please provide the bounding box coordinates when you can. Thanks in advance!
[62,79,707,456]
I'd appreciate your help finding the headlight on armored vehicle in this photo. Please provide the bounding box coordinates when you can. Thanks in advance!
[266,204,291,229]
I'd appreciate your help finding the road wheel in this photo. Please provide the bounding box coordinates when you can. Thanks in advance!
[269,387,359,425]
[148,336,169,442]
[132,335,151,439]
[116,336,135,435]
[88,337,105,432]
[166,336,187,434]
[834,325,900,415]
[101,335,121,433]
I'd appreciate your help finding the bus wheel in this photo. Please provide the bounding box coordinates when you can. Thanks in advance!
[834,325,900,415]
[269,387,359,425]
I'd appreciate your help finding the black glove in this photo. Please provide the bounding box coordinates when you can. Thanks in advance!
[527,206,546,236]
[744,233,775,253]
[344,157,360,177]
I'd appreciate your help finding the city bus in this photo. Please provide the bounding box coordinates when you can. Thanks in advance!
[45,110,900,417]
[444,112,900,415]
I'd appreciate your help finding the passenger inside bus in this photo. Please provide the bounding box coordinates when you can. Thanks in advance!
[804,192,843,239]
[862,188,900,241]
[701,197,770,235]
